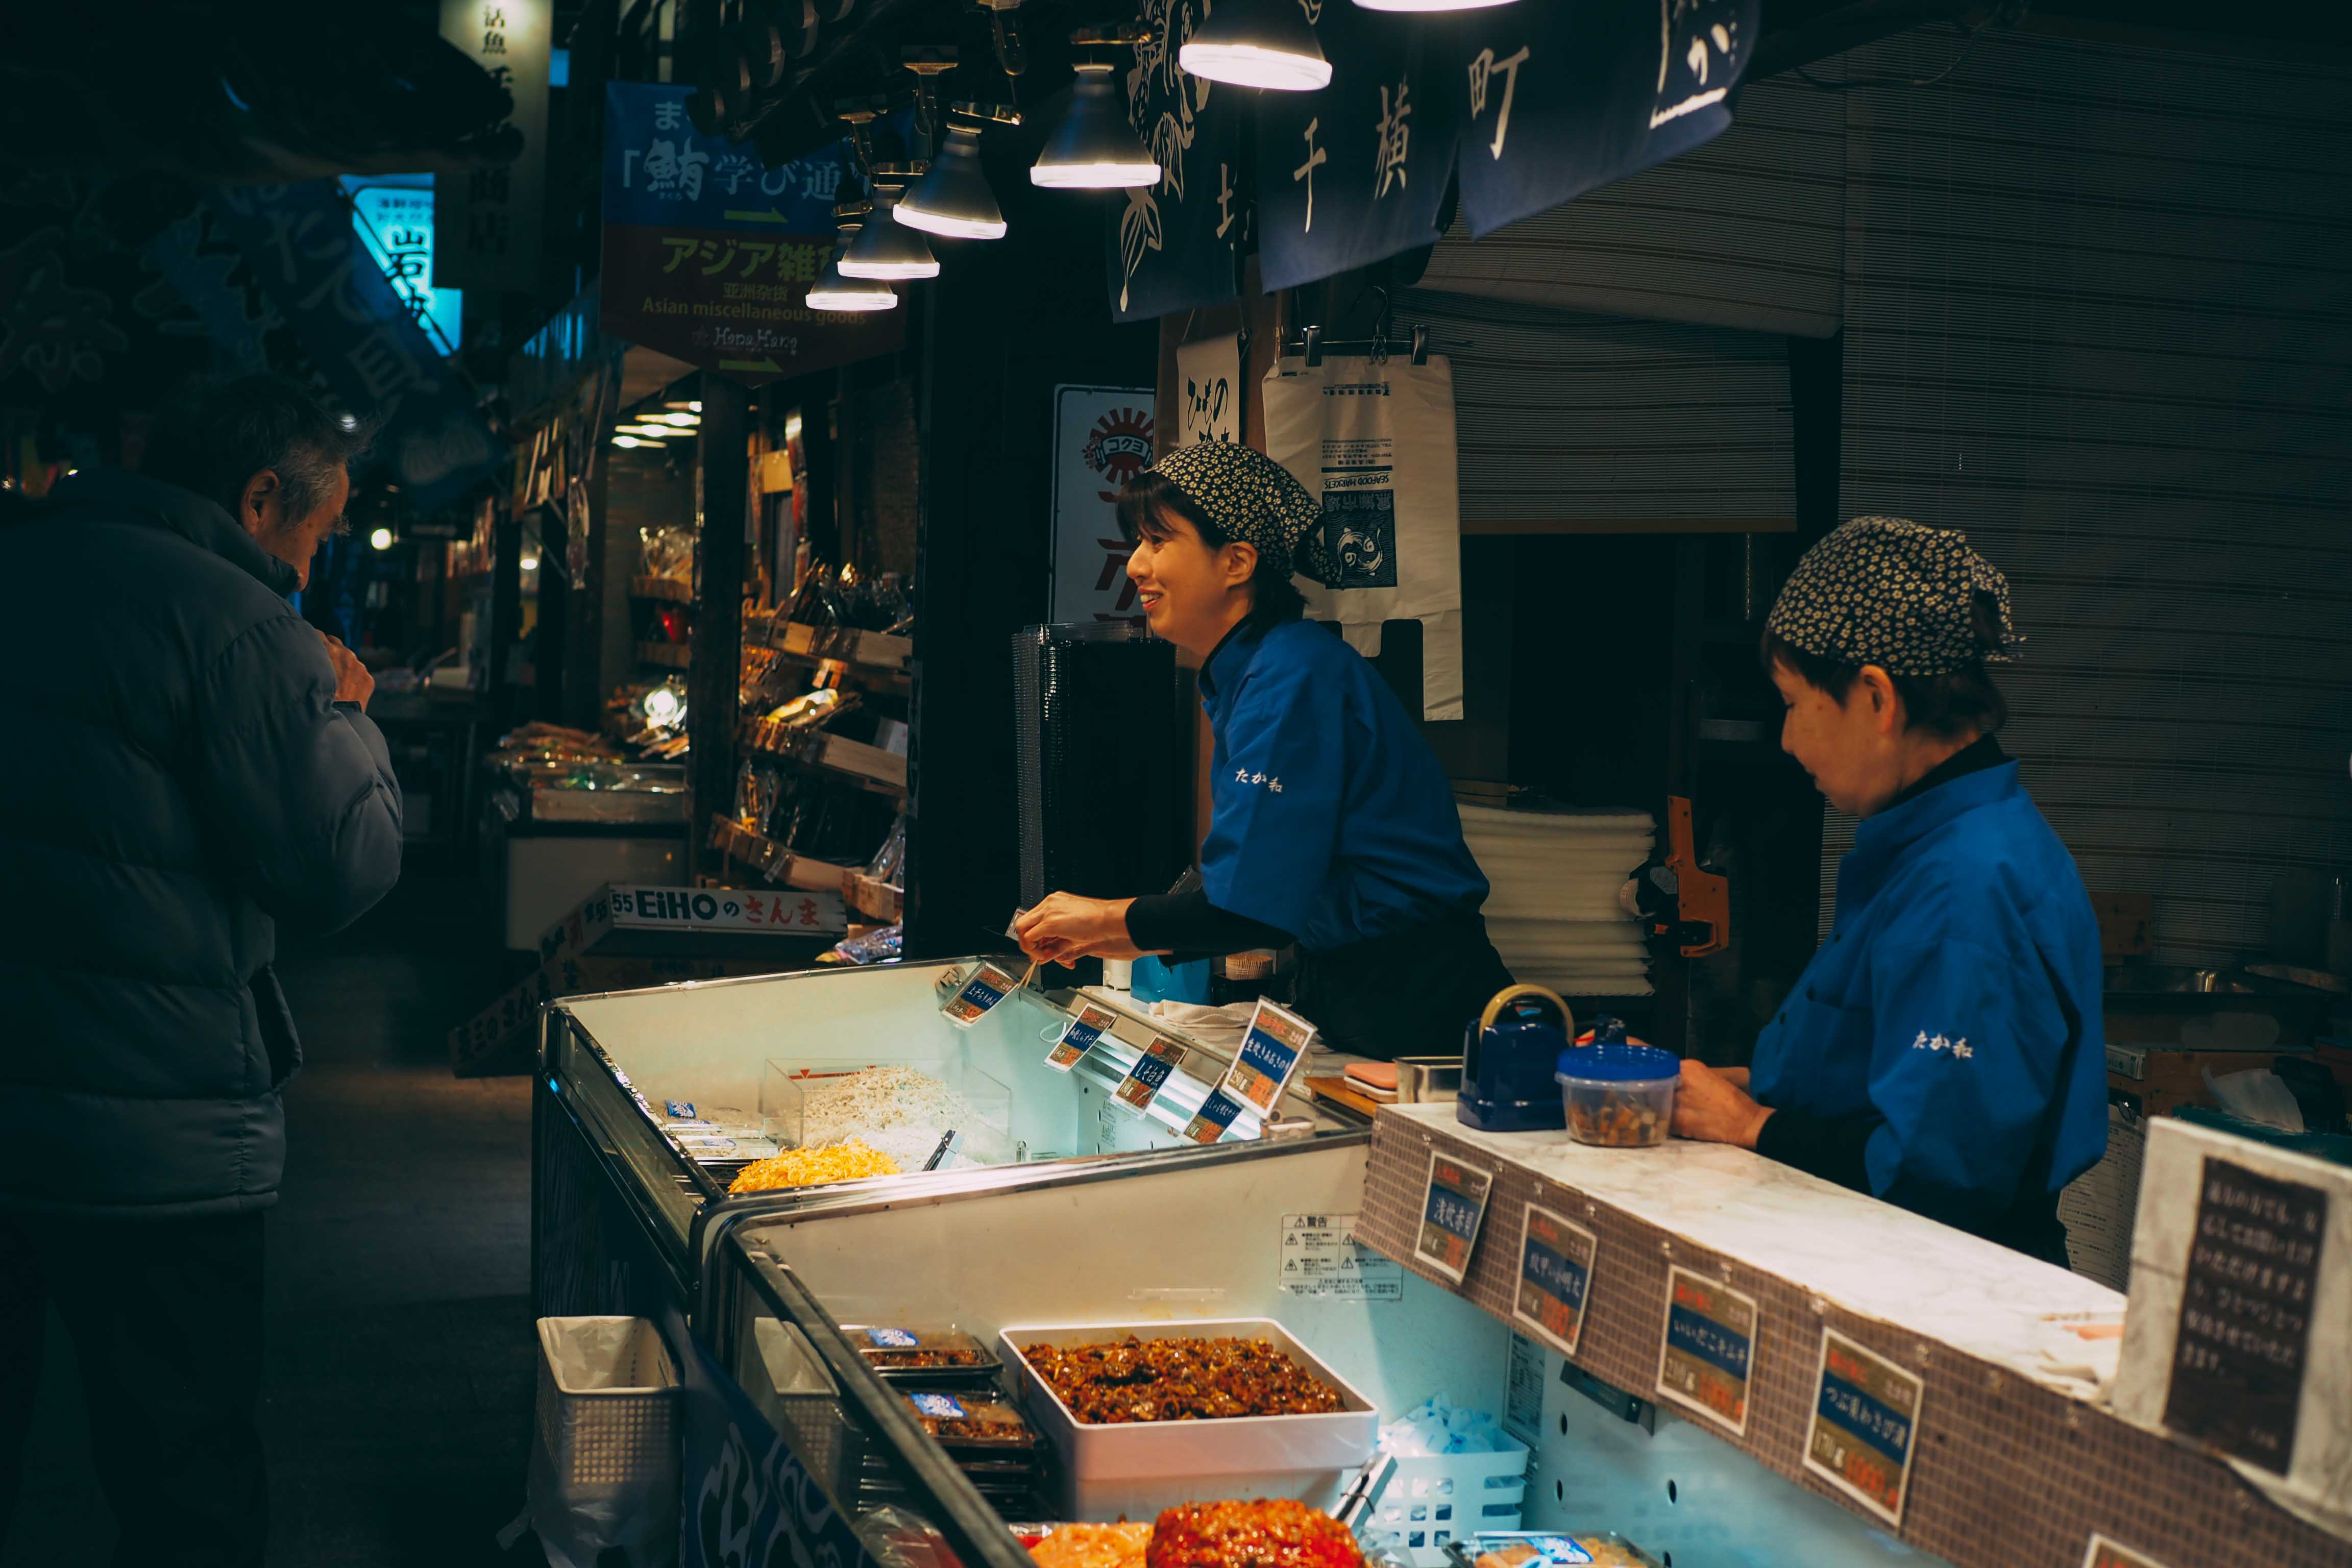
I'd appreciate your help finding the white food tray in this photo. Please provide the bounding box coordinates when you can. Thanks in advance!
[999,1318,1379,1521]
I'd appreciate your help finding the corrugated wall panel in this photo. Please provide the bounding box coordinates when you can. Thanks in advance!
[1822,27,2352,965]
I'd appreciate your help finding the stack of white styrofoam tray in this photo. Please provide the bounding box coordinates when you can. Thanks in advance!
[1459,805,1655,997]
[998,1319,1380,1521]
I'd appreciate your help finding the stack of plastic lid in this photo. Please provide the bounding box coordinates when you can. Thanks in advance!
[1459,804,1655,996]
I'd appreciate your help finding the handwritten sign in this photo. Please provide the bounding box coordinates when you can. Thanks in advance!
[1114,1037,1188,1114]
[2161,1157,2326,1474]
[1046,1003,1118,1071]
[1805,1329,1923,1528]
[1655,1266,1757,1436]
[1513,1204,1598,1357]
[1176,332,1242,445]
[1219,997,1317,1115]
[1415,1150,1493,1286]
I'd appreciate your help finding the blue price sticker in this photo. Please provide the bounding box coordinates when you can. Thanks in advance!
[866,1328,920,1348]
[1046,1003,1119,1072]
[1804,1328,1924,1529]
[1655,1265,1759,1436]
[1183,1087,1247,1144]
[1114,1037,1188,1114]
[1413,1149,1494,1287]
[941,962,1020,1027]
[908,1392,967,1420]
[665,1100,697,1118]
[1219,998,1317,1114]
[1513,1203,1599,1357]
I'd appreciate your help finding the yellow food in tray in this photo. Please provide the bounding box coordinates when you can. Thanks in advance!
[1026,1522,1155,1568]
[728,1138,902,1193]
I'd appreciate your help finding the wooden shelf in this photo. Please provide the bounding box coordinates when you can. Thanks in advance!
[739,721,908,798]
[707,818,851,892]
[844,872,903,924]
[631,575,694,604]
[637,641,692,670]
[774,621,911,675]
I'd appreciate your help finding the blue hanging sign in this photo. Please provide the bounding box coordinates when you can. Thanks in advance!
[1109,0,1246,322]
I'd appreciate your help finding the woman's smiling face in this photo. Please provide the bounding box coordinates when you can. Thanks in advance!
[1124,505,1257,659]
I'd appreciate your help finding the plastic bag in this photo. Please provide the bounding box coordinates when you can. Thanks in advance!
[2203,1067,2306,1134]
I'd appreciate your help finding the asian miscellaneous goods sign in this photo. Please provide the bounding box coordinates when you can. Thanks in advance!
[1414,1150,1493,1286]
[1116,1037,1189,1114]
[200,181,500,508]
[599,81,902,383]
[1176,332,1243,446]
[1804,1329,1924,1529]
[1654,1265,1757,1435]
[1111,0,1246,322]
[2160,1157,2325,1475]
[1513,1204,1598,1358]
[435,0,549,291]
[1050,385,1158,623]
[347,181,461,350]
[1218,997,1317,1114]
[1281,1213,1404,1300]
[1046,1002,1119,1071]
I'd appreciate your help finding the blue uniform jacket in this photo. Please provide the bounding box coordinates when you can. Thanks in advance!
[1751,762,2108,1238]
[1197,620,1488,952]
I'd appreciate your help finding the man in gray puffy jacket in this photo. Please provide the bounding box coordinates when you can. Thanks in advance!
[0,375,403,1565]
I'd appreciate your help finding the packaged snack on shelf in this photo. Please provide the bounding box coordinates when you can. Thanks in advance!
[900,1388,1042,1451]
[845,1326,1002,1382]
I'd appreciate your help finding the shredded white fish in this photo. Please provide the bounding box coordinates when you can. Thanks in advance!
[791,1065,980,1163]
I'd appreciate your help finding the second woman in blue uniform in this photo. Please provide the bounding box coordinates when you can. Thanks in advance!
[1013,444,1511,1060]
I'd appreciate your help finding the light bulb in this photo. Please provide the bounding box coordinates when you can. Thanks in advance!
[659,413,700,426]
[520,555,540,571]
[689,401,703,412]
[1354,0,1516,8]
[644,686,684,725]
[368,526,394,551]
[1032,63,1161,189]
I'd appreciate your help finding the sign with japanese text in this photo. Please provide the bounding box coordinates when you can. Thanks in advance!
[1513,1204,1598,1358]
[592,884,845,940]
[1175,332,1242,446]
[680,1334,888,1568]
[1280,1213,1403,1300]
[1115,1037,1189,1114]
[1112,0,1246,321]
[436,0,549,290]
[1046,1002,1120,1071]
[1049,385,1157,623]
[1217,997,1317,1115]
[941,962,1024,1027]
[599,81,900,382]
[2161,1157,2326,1475]
[2081,1536,2172,1568]
[1804,1329,1924,1529]
[200,181,499,508]
[1655,1266,1757,1435]
[1182,1086,1248,1143]
[1414,1150,1493,1286]
[348,181,461,350]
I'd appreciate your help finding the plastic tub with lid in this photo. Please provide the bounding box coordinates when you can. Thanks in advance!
[1554,1022,1679,1148]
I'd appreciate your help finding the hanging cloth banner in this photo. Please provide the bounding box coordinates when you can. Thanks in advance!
[1448,0,1759,237]
[1262,353,1464,721]
[1111,0,1247,322]
[1254,3,1461,293]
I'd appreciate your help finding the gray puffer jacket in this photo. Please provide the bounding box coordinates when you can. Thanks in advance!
[1,471,403,1217]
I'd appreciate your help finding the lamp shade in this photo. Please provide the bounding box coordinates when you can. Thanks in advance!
[896,124,1009,238]
[806,231,900,311]
[1355,0,1516,7]
[839,184,941,279]
[1031,63,1160,189]
[1178,0,1331,90]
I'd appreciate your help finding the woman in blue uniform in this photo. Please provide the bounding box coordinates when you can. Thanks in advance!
[1013,444,1512,1060]
[1671,518,2108,1264]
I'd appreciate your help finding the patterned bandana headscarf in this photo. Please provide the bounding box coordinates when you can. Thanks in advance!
[1143,443,1336,586]
[1767,516,2019,675]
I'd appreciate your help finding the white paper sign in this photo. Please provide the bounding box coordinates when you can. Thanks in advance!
[1049,385,1157,625]
[1280,1213,1403,1300]
[1177,333,1242,445]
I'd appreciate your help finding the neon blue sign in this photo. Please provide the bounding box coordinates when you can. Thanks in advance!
[346,178,463,352]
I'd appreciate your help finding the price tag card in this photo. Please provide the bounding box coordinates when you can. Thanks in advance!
[1414,1150,1494,1286]
[941,962,1021,1027]
[1046,1003,1119,1071]
[1218,998,1318,1114]
[1805,1329,1924,1528]
[866,1328,919,1348]
[1513,1204,1599,1357]
[2081,1536,2173,1568]
[1183,1087,1248,1144]
[1655,1265,1759,1435]
[1114,1037,1188,1114]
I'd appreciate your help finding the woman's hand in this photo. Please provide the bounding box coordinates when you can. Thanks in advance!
[1672,1060,1772,1148]
[1014,894,1145,964]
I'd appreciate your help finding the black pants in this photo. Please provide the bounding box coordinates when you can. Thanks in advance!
[0,1209,268,1567]
[1296,909,1517,1061]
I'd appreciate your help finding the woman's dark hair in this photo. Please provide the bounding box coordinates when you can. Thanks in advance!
[1760,591,2010,738]
[1116,469,1307,634]
[142,374,373,530]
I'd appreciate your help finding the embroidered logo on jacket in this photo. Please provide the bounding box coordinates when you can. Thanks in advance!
[1912,1031,1973,1059]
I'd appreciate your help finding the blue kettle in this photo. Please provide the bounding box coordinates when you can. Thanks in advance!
[1458,984,1576,1133]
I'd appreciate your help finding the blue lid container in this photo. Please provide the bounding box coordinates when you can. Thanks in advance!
[1554,1043,1682,1085]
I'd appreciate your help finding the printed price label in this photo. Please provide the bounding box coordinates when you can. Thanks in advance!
[908,1392,967,1419]
[665,1100,697,1118]
[1114,1037,1188,1114]
[1804,1329,1924,1528]
[941,962,1021,1027]
[866,1328,919,1348]
[1046,1003,1118,1071]
[1513,1204,1599,1358]
[1279,1213,1403,1300]
[1414,1149,1494,1286]
[1218,997,1318,1113]
[1655,1265,1759,1435]
[1183,1087,1248,1144]
[2081,1535,2173,1568]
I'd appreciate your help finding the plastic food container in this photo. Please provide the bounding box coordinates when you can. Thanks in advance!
[897,1387,1043,1453]
[844,1326,1003,1384]
[1554,1044,1680,1147]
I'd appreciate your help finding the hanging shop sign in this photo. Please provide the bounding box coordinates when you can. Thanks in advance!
[202,181,500,508]
[436,0,550,291]
[1513,1203,1597,1358]
[599,81,901,383]
[1049,385,1157,624]
[1415,1150,1493,1286]
[347,179,463,350]
[1111,0,1246,323]
[1175,332,1242,446]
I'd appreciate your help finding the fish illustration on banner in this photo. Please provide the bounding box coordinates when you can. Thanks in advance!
[1110,0,1245,322]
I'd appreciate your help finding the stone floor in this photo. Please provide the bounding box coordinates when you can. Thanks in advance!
[2,872,545,1567]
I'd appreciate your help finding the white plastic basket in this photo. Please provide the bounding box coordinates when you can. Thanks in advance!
[535,1316,681,1489]
[1364,1442,1532,1566]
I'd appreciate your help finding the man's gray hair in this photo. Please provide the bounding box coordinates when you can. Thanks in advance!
[143,374,376,529]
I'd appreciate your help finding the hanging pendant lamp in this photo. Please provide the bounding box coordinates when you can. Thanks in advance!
[897,108,1010,238]
[1178,0,1331,90]
[839,170,941,279]
[1354,0,1516,10]
[1032,41,1159,189]
[805,212,899,312]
